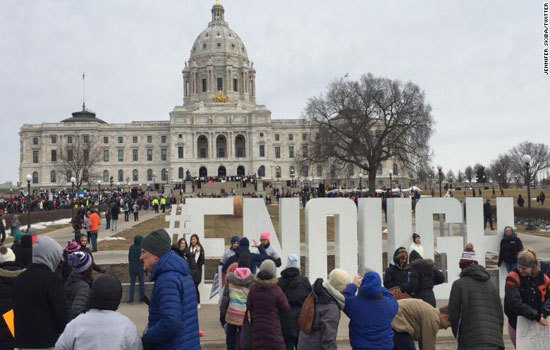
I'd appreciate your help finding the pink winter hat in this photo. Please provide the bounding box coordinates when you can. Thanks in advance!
[233,267,251,280]
[260,232,270,240]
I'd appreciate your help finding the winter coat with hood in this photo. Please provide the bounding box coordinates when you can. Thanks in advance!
[498,231,523,265]
[143,250,200,350]
[448,264,504,349]
[56,274,142,350]
[297,278,344,350]
[128,235,143,274]
[504,268,550,329]
[383,247,410,290]
[277,267,312,339]
[0,260,25,349]
[343,272,398,350]
[64,272,92,320]
[246,270,290,350]
[220,267,253,326]
[13,236,68,349]
[401,258,445,307]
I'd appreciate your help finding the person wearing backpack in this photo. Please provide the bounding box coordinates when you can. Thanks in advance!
[278,254,311,350]
[343,271,398,349]
[297,268,350,350]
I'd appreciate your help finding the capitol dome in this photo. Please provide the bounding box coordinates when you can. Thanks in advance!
[182,1,256,106]
[189,3,249,63]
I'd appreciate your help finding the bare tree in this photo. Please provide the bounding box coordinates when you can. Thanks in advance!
[464,166,474,182]
[303,74,434,192]
[57,135,102,188]
[446,169,455,181]
[488,154,513,187]
[509,141,550,185]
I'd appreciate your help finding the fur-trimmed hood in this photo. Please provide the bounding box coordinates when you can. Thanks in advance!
[0,261,25,278]
[253,275,278,288]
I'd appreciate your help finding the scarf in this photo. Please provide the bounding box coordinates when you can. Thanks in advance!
[322,280,345,309]
[190,245,201,263]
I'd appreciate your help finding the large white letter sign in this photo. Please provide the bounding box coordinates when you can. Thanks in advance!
[279,198,300,269]
[357,198,383,275]
[166,198,233,304]
[305,198,358,282]
[387,198,412,261]
[415,198,463,261]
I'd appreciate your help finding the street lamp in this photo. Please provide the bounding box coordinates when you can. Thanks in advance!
[437,165,443,197]
[388,169,393,192]
[25,174,32,230]
[522,154,532,213]
[359,173,363,193]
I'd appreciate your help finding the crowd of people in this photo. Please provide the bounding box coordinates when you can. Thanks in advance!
[0,202,549,349]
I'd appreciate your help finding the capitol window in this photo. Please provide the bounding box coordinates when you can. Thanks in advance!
[274,134,279,141]
[178,146,184,159]
[32,151,39,164]
[288,134,294,141]
[259,144,265,157]
[118,149,124,162]
[103,136,109,144]
[67,136,73,144]
[133,136,138,143]
[217,77,223,91]
[147,149,153,161]
[202,79,207,92]
[161,148,167,161]
[118,136,123,144]
[289,146,295,158]
[147,135,152,143]
[275,146,280,159]
[233,79,238,92]
[161,135,167,143]
[51,150,57,162]
[132,149,138,161]
[33,137,38,145]
[51,136,57,144]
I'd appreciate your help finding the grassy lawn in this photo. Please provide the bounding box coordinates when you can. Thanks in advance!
[423,188,550,208]
[98,205,337,251]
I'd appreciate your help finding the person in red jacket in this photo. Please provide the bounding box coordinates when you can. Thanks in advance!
[87,208,100,252]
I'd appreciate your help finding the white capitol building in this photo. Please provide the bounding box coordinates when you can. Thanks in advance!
[19,1,406,191]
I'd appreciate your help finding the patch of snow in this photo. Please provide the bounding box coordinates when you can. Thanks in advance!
[97,236,126,242]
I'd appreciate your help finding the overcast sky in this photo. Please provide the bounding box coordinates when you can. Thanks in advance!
[1,0,548,183]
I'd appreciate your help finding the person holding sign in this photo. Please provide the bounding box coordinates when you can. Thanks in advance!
[504,249,550,347]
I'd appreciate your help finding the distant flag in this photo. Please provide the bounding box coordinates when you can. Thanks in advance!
[344,73,349,78]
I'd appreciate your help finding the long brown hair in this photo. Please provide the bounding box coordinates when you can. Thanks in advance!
[190,234,204,251]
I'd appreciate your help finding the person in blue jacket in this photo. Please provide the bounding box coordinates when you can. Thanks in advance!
[343,270,399,350]
[140,229,200,350]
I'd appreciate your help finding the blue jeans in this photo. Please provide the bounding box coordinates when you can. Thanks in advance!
[128,271,145,302]
[88,231,98,251]
[111,219,118,231]
[505,262,517,273]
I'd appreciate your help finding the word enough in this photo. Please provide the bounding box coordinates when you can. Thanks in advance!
[166,197,514,302]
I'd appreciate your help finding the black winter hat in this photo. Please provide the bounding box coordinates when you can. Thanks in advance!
[142,229,171,257]
[88,274,122,311]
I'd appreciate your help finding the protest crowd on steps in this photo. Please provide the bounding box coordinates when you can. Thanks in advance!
[0,204,549,350]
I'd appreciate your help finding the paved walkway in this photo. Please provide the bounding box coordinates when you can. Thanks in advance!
[44,210,160,248]
[118,301,513,349]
